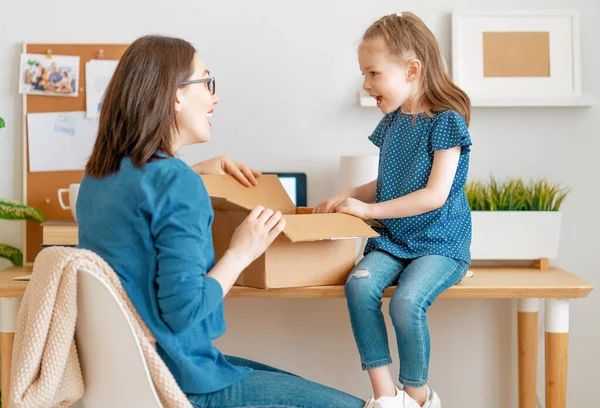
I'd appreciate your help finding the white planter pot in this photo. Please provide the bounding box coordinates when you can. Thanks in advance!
[471,211,562,260]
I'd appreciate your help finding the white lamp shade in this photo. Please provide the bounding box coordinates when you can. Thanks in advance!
[337,155,379,192]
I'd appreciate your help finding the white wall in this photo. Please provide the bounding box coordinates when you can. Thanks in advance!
[1,0,598,406]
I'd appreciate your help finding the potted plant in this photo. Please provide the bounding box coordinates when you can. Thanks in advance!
[0,116,45,267]
[466,177,570,261]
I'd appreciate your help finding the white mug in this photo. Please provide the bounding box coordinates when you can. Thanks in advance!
[58,183,80,222]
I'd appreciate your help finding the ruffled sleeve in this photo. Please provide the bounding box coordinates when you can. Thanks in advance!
[368,113,394,148]
[428,110,472,155]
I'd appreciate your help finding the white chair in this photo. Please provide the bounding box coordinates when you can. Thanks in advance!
[75,267,163,408]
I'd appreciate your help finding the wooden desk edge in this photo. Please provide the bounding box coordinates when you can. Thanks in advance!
[1,266,594,299]
[227,285,594,299]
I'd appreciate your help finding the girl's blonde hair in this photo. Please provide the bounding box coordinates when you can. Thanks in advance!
[363,12,471,126]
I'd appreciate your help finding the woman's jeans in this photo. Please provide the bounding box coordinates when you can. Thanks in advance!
[188,356,365,407]
[345,250,468,387]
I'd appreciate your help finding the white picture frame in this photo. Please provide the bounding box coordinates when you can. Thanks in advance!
[452,10,581,101]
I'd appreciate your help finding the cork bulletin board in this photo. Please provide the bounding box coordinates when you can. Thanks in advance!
[22,43,129,264]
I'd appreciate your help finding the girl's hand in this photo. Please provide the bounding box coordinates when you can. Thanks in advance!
[227,206,286,265]
[335,198,372,219]
[192,155,261,187]
[314,195,347,214]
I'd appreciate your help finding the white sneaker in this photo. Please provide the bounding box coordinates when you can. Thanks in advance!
[421,386,441,408]
[364,397,376,408]
[371,387,421,408]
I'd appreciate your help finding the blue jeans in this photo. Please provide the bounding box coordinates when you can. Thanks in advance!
[345,250,468,387]
[188,356,365,407]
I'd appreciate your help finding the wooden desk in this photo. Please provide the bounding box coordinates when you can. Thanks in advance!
[0,264,593,408]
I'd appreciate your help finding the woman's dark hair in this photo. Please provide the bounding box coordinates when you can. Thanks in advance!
[85,35,196,178]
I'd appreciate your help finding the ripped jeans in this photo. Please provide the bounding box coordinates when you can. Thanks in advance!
[345,250,468,387]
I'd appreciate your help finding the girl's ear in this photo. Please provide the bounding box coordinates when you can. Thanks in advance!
[406,59,422,82]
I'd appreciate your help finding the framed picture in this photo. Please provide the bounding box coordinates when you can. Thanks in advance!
[452,10,581,100]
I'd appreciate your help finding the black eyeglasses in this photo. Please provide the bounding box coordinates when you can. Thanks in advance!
[179,76,216,95]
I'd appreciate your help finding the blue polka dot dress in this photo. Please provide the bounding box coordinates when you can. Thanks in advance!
[364,109,473,264]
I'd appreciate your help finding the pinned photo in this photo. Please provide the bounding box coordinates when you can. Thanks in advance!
[19,54,80,97]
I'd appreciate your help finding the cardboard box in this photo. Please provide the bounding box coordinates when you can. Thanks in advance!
[202,175,379,289]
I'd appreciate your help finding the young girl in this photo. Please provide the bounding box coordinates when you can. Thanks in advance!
[77,35,365,407]
[315,12,472,408]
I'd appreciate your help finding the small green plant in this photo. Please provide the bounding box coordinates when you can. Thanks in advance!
[0,117,44,267]
[466,176,570,212]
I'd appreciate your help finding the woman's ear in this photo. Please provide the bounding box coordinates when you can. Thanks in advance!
[406,59,422,82]
[175,88,184,113]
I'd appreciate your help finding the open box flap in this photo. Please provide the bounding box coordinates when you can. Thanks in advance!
[282,213,379,243]
[202,174,297,214]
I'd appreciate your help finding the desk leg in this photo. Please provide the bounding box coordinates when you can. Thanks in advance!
[545,299,569,408]
[0,297,21,408]
[518,299,539,408]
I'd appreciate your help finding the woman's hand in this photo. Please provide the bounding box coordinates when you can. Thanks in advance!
[192,155,261,187]
[226,206,286,266]
[335,198,372,219]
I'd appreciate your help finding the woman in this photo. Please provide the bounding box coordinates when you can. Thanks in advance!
[77,35,365,408]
